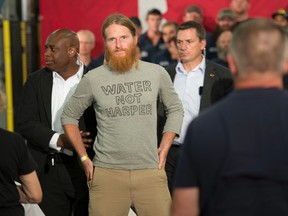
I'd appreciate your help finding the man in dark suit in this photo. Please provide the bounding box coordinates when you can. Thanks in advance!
[172,18,288,216]
[158,21,233,193]
[18,29,96,216]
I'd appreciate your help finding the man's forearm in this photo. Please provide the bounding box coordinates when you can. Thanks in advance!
[158,131,176,169]
[63,124,87,157]
[17,186,30,203]
[18,171,42,204]
[159,131,176,151]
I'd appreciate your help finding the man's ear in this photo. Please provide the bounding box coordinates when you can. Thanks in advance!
[227,53,237,77]
[68,47,77,57]
[200,39,206,51]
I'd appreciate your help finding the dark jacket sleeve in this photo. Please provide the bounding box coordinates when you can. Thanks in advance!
[18,69,55,153]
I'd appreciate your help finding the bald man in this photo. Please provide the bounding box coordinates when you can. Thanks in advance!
[18,28,96,216]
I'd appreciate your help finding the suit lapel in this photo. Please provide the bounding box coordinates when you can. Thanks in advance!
[171,68,176,81]
[169,61,218,111]
[200,60,218,111]
[40,68,53,126]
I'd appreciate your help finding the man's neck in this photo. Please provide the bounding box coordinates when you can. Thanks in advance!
[57,63,80,81]
[147,29,160,36]
[181,56,203,72]
[234,72,283,90]
[147,30,161,45]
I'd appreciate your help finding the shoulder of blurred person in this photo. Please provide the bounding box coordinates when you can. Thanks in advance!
[88,52,105,70]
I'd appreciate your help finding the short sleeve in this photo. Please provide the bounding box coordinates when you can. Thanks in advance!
[16,134,37,175]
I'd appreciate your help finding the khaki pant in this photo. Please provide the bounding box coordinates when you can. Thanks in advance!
[89,167,171,216]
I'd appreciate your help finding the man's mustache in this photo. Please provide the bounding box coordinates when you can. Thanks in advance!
[113,48,127,52]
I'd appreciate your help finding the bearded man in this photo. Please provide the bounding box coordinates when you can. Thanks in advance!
[61,13,183,216]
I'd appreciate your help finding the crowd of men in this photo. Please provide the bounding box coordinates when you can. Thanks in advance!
[80,1,287,71]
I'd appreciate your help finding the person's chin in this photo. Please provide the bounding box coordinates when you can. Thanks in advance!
[45,64,55,71]
[180,55,189,61]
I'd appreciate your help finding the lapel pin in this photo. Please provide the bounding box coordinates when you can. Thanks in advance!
[209,73,216,77]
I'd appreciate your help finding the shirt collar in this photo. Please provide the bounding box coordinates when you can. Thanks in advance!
[176,55,206,75]
[52,59,84,80]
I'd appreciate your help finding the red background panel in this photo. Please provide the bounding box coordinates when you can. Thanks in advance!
[39,0,288,64]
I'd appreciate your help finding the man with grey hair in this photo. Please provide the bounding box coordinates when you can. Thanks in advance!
[211,30,233,67]
[77,29,98,70]
[62,13,183,216]
[172,18,288,216]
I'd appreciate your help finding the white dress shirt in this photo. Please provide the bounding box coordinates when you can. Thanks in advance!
[173,57,206,145]
[49,61,84,155]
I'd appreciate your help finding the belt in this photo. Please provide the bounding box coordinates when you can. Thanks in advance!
[47,152,74,166]
[171,144,181,148]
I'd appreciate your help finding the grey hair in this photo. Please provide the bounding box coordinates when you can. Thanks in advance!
[229,18,288,76]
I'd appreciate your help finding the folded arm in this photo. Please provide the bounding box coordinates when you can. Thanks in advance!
[18,171,42,204]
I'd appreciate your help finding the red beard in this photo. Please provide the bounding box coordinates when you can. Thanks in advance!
[105,44,138,73]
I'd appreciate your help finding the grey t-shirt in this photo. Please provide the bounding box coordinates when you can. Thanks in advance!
[62,61,183,169]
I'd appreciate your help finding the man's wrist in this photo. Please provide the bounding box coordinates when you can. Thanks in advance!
[80,154,89,162]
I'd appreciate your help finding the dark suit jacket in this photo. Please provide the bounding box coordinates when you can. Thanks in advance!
[18,67,97,175]
[284,74,288,90]
[158,59,233,142]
